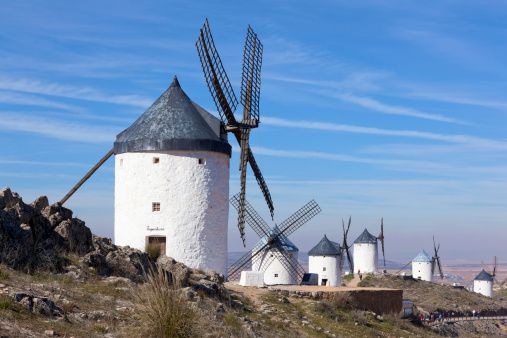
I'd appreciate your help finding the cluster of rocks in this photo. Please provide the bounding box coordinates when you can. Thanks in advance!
[14,292,64,318]
[157,255,230,301]
[0,188,154,281]
[0,188,93,273]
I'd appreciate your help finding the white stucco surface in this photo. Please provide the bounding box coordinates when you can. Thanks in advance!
[114,150,229,275]
[412,261,433,282]
[252,249,299,285]
[473,280,493,297]
[239,271,265,287]
[353,243,378,274]
[308,255,341,286]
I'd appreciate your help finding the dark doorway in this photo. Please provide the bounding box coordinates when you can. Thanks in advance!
[321,279,328,286]
[146,236,166,256]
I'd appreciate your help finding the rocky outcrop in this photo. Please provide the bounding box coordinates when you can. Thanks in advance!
[81,236,152,282]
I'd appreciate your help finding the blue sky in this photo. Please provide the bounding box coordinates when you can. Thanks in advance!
[1,1,506,265]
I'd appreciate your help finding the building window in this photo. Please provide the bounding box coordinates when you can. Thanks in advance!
[274,274,278,278]
[120,159,123,166]
[152,202,160,212]
[323,267,326,271]
[153,157,160,164]
[198,158,206,165]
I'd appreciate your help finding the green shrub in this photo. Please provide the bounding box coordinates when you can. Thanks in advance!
[0,295,12,310]
[135,265,196,338]
[0,267,9,281]
[342,274,354,282]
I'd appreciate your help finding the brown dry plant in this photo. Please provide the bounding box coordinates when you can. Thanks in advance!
[135,265,196,338]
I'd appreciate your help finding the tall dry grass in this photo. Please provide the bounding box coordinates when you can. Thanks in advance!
[135,265,196,338]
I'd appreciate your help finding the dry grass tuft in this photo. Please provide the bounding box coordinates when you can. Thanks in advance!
[135,265,196,338]
[0,266,9,281]
[145,243,161,260]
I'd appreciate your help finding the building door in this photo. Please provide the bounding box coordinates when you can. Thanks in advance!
[147,236,166,256]
[321,279,328,286]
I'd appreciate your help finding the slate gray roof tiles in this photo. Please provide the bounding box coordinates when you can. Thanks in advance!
[308,235,341,256]
[114,76,231,155]
[354,228,378,244]
[474,269,494,281]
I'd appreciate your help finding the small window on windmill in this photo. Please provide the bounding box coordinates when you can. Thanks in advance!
[198,158,206,165]
[152,202,160,212]
[323,267,326,271]
[274,273,278,278]
[120,159,123,167]
[153,157,160,164]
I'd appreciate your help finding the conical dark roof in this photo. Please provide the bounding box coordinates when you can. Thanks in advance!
[354,228,378,244]
[474,269,493,281]
[114,77,231,155]
[308,235,341,256]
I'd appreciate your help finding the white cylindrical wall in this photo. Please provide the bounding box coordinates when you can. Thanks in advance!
[114,150,229,275]
[308,255,341,286]
[412,261,433,282]
[353,243,378,274]
[473,280,493,297]
[252,249,298,285]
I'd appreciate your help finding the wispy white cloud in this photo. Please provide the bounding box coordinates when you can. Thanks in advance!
[0,112,118,143]
[0,159,86,167]
[262,116,507,149]
[406,90,507,111]
[331,92,464,124]
[0,77,152,107]
[0,91,80,110]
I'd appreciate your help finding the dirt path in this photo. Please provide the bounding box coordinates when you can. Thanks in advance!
[225,282,270,306]
[345,275,361,287]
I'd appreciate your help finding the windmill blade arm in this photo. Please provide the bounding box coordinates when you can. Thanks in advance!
[246,147,274,219]
[272,247,305,283]
[196,19,238,124]
[437,258,444,279]
[230,193,271,238]
[278,200,321,237]
[381,239,386,267]
[240,25,263,123]
[346,247,354,272]
[60,148,114,205]
[227,240,269,280]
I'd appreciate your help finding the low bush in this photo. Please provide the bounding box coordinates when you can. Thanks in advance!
[135,265,196,338]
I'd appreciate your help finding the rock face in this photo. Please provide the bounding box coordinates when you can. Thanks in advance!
[0,187,152,280]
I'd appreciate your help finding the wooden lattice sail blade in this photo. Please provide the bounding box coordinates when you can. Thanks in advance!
[272,247,305,283]
[196,19,238,124]
[230,193,271,238]
[237,129,251,245]
[247,147,275,219]
[227,240,269,280]
[241,25,263,124]
[278,200,321,237]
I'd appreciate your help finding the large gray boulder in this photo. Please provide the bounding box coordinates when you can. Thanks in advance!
[55,218,93,255]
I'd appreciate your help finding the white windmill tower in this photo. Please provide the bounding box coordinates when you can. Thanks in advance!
[308,235,342,286]
[58,20,276,276]
[411,251,433,281]
[473,257,496,297]
[113,77,231,274]
[229,194,321,285]
[352,219,385,274]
